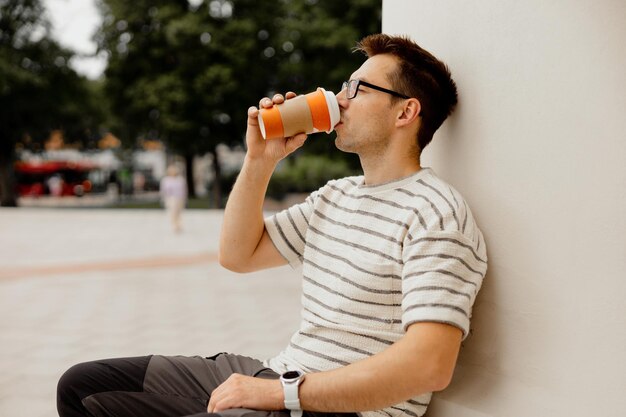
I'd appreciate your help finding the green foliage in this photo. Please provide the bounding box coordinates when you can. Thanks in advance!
[267,153,361,199]
[98,0,380,151]
[0,0,103,149]
[97,0,283,154]
[97,0,380,202]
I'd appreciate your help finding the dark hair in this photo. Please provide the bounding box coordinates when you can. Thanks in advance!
[355,34,458,152]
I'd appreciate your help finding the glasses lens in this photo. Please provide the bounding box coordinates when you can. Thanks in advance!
[348,80,358,99]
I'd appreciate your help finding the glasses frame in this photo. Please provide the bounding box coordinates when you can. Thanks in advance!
[342,79,410,100]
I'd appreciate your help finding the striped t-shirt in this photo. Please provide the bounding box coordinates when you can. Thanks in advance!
[264,168,487,417]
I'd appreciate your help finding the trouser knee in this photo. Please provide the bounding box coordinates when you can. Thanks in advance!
[58,360,95,393]
[57,356,150,417]
[57,361,100,416]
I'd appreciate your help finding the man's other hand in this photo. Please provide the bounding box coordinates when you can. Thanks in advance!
[207,373,284,413]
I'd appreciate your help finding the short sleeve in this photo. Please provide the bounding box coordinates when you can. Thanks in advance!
[401,231,488,338]
[264,192,317,269]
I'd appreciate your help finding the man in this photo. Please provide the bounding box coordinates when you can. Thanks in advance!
[57,34,487,417]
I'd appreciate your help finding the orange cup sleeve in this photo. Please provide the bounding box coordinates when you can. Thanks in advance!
[305,90,331,132]
[260,106,284,139]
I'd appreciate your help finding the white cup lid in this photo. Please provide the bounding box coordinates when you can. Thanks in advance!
[320,88,340,133]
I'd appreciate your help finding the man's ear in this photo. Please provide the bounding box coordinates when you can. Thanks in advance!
[395,98,421,128]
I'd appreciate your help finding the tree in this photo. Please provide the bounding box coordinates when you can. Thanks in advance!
[0,0,105,206]
[97,0,285,206]
[96,0,381,207]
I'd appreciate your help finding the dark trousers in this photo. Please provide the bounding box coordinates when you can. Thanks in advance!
[57,353,357,417]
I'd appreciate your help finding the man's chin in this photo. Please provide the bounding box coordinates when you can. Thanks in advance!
[334,137,355,153]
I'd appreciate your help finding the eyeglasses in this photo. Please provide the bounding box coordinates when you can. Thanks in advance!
[341,79,410,100]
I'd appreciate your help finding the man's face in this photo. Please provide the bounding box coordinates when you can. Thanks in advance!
[334,54,401,155]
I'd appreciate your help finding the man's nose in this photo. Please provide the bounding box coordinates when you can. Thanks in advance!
[336,89,348,108]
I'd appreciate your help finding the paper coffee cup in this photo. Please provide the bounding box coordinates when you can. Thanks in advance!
[258,88,340,140]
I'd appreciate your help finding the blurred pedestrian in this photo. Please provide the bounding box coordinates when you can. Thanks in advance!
[47,174,64,197]
[159,165,187,233]
[133,171,146,193]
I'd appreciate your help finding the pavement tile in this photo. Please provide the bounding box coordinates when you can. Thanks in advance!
[0,208,301,416]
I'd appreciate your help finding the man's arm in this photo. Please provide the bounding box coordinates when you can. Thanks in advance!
[298,322,462,412]
[219,93,307,273]
[206,322,462,413]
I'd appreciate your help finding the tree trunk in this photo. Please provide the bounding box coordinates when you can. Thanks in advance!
[210,147,223,208]
[184,153,196,199]
[0,149,18,207]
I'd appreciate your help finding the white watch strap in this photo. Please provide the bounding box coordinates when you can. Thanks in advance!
[282,370,305,416]
[284,398,301,410]
[283,382,301,410]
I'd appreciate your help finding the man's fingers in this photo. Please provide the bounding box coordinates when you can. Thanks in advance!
[208,398,222,413]
[208,374,243,413]
[207,393,224,412]
[272,94,285,104]
[248,106,259,118]
[259,92,295,109]
[259,97,273,108]
[285,133,308,154]
[247,106,261,129]
[208,382,226,412]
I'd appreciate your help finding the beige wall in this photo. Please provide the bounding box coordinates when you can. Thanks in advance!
[383,1,626,416]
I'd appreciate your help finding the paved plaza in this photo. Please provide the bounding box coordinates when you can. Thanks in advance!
[0,208,301,417]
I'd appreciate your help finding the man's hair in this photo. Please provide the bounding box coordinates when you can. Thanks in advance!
[355,34,458,152]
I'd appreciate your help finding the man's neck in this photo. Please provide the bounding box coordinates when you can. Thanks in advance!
[359,152,421,186]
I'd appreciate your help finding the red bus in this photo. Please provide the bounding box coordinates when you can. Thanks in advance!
[15,160,96,197]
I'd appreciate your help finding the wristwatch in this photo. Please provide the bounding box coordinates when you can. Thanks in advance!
[280,370,306,417]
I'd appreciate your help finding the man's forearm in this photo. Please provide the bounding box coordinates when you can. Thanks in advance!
[298,323,462,412]
[206,324,460,414]
[219,93,307,272]
[219,156,276,271]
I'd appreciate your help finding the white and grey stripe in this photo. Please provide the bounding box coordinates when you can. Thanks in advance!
[302,320,396,346]
[406,236,487,264]
[286,210,306,244]
[329,184,429,231]
[403,302,469,317]
[299,331,376,356]
[272,216,301,258]
[404,268,479,288]
[308,224,403,264]
[289,341,351,367]
[402,285,472,300]
[304,293,402,325]
[303,274,401,306]
[417,179,460,230]
[304,258,401,294]
[306,241,402,280]
[406,253,484,275]
[319,194,412,232]
[313,208,403,247]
